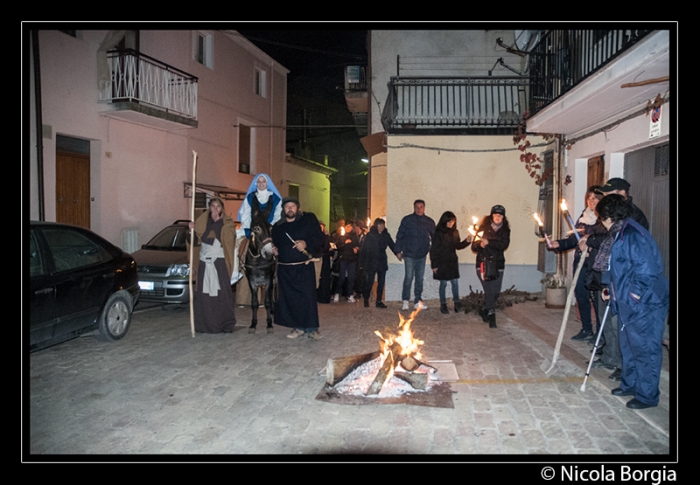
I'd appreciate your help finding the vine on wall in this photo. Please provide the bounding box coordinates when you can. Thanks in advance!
[513,117,554,186]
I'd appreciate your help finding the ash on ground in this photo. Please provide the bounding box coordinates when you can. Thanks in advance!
[333,357,436,398]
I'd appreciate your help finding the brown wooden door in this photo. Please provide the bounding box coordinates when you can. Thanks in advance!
[587,155,604,187]
[56,150,90,229]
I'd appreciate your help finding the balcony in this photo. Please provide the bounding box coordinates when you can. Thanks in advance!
[99,49,198,128]
[381,76,529,135]
[524,30,671,137]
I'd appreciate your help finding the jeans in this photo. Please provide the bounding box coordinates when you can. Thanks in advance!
[476,268,504,311]
[402,256,426,302]
[337,260,356,297]
[439,278,459,304]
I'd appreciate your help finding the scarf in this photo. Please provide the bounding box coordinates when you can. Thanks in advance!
[592,219,624,272]
[199,238,225,296]
[578,207,598,226]
[255,189,271,205]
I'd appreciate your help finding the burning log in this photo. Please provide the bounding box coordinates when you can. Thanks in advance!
[366,342,402,395]
[326,351,381,386]
[394,371,428,390]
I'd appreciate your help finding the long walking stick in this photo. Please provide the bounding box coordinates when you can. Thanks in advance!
[189,150,198,338]
[542,250,589,375]
[581,302,611,391]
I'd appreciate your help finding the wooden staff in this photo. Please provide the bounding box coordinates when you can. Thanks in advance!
[189,150,198,338]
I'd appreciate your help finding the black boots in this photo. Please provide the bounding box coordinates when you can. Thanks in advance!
[454,302,461,313]
[479,307,489,323]
[440,303,449,314]
[487,309,497,328]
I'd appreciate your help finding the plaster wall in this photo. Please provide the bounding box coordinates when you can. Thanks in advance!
[381,134,543,301]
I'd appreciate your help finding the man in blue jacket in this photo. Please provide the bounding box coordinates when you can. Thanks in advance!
[395,200,436,311]
[595,194,669,410]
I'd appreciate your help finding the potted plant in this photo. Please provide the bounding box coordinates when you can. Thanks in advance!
[542,273,567,309]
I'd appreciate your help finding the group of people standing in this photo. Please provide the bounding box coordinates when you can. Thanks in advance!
[395,200,511,329]
[187,172,669,411]
[549,177,668,410]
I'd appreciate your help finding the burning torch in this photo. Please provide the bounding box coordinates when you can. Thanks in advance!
[560,199,581,241]
[467,216,483,242]
[533,213,552,247]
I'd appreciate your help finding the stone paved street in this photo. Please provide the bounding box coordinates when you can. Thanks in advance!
[26,295,673,459]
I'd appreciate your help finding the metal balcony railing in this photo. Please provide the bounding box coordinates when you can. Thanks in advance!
[528,29,653,116]
[382,76,529,134]
[99,49,198,120]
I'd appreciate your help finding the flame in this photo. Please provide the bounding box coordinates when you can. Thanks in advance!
[560,199,568,212]
[340,226,345,236]
[468,216,481,238]
[534,212,544,226]
[367,217,371,228]
[374,309,424,365]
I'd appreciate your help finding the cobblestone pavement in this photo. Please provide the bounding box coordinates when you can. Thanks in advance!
[26,295,673,459]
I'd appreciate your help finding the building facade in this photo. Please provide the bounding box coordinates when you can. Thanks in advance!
[28,29,289,251]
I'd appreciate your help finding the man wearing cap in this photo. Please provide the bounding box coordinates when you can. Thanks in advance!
[395,199,436,311]
[587,178,649,381]
[271,197,323,340]
[596,178,649,230]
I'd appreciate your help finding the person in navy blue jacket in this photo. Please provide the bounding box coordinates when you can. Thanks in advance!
[395,200,436,311]
[594,194,669,410]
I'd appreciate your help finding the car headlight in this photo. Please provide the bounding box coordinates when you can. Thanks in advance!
[169,264,190,277]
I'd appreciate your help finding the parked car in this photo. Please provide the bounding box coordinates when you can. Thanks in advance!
[29,221,140,352]
[132,220,193,303]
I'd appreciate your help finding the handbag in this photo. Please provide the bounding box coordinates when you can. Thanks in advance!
[480,256,499,281]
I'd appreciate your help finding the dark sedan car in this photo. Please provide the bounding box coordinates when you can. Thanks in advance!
[132,220,192,303]
[29,221,140,351]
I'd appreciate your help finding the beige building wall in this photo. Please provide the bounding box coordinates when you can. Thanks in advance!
[381,134,543,300]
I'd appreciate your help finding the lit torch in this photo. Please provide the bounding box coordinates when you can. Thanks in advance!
[560,199,581,241]
[534,213,552,247]
[467,216,483,241]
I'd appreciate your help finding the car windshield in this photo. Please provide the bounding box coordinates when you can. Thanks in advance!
[142,226,188,251]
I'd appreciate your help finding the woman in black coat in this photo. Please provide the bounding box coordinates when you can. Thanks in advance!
[430,211,472,314]
[471,205,510,328]
[360,218,397,308]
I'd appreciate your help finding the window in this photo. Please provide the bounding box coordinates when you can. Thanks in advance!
[43,228,112,273]
[288,184,299,200]
[238,124,251,174]
[255,66,267,98]
[193,31,213,68]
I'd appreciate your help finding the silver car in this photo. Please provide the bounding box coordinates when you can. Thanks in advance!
[132,221,193,303]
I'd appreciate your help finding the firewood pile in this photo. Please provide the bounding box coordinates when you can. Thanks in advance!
[460,285,540,315]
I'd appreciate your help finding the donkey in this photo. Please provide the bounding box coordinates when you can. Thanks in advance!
[242,197,276,333]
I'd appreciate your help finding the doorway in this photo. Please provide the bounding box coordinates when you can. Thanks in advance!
[56,135,91,229]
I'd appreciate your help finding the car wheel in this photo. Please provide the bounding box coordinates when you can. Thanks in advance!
[97,292,132,341]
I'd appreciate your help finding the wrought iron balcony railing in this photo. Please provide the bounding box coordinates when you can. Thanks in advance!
[382,76,529,134]
[528,29,653,116]
[99,49,198,120]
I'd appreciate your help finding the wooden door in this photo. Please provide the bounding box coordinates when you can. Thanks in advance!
[587,155,604,187]
[56,150,90,229]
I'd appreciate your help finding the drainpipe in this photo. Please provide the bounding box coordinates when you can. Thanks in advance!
[555,134,564,277]
[32,30,45,221]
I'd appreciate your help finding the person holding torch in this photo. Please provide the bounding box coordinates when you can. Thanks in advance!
[548,186,604,342]
[471,205,510,329]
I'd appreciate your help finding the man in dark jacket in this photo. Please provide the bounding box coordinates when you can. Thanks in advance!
[395,200,436,311]
[596,178,649,229]
[360,218,397,308]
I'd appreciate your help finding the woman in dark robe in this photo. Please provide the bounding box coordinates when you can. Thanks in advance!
[190,197,237,333]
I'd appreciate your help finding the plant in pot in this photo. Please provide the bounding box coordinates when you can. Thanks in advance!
[542,274,567,308]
